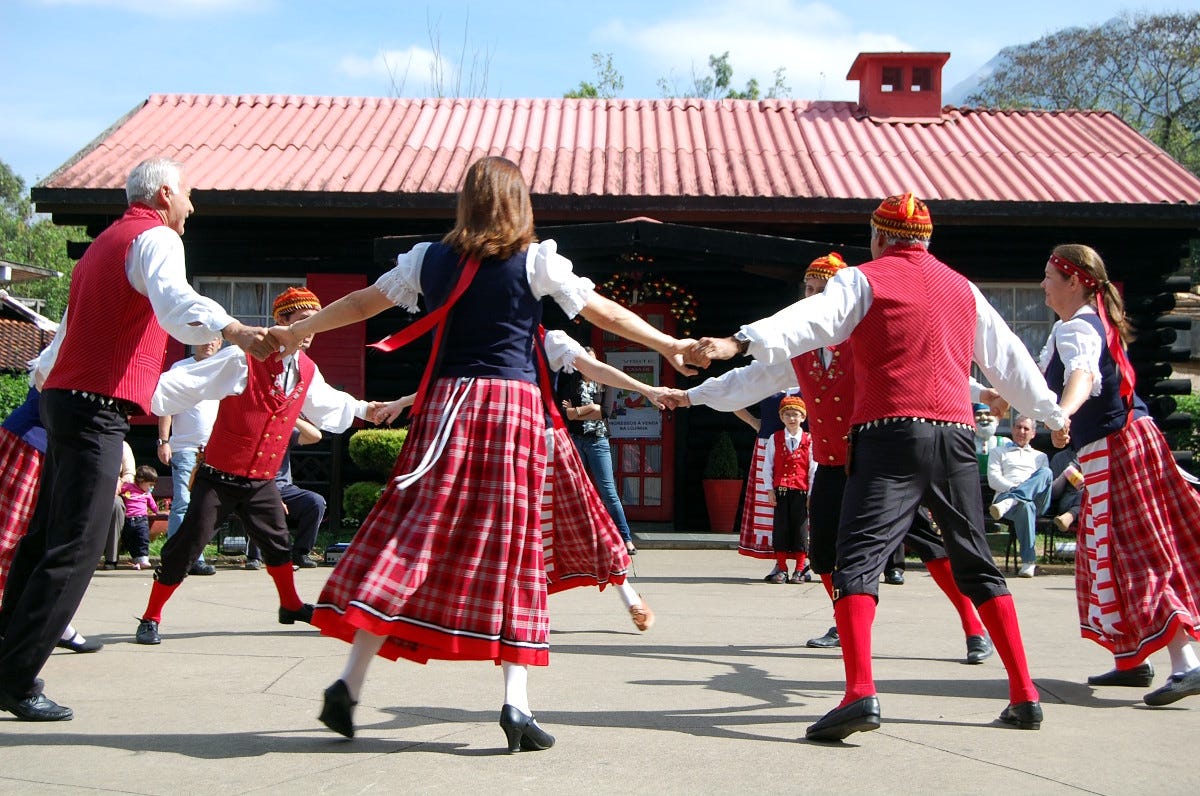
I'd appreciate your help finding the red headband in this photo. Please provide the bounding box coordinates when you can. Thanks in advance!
[1049,254,1099,290]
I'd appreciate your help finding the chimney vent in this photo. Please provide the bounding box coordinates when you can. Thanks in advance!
[846,52,950,120]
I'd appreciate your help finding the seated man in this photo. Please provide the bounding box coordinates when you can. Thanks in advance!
[987,415,1051,578]
[1048,448,1083,534]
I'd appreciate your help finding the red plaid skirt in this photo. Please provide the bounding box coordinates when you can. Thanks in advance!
[0,429,43,597]
[737,438,775,558]
[1076,416,1200,664]
[542,426,629,594]
[313,378,550,666]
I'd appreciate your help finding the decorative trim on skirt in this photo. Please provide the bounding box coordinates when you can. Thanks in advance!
[737,438,775,558]
[0,429,43,597]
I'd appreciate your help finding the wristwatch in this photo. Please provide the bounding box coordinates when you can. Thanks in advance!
[156,439,169,446]
[733,330,752,355]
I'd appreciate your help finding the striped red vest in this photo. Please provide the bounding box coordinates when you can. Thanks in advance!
[204,352,317,479]
[771,429,811,490]
[44,204,167,412]
[850,247,976,427]
[791,345,853,467]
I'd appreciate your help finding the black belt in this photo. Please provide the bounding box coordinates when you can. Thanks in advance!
[775,487,808,495]
[197,463,263,485]
[69,390,139,416]
[851,416,973,433]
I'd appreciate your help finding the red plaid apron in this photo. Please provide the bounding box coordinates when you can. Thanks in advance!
[0,429,43,598]
[542,426,630,594]
[737,438,775,558]
[1076,415,1200,663]
[313,377,551,666]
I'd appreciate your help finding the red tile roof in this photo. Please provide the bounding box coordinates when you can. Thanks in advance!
[41,94,1200,206]
[0,318,53,372]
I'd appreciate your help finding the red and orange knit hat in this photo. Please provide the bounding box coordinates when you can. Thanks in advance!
[805,252,848,281]
[871,192,933,240]
[272,287,322,322]
[778,395,807,417]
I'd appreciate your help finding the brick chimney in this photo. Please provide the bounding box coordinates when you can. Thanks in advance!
[846,52,950,120]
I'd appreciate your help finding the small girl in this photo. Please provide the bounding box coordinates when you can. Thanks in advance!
[119,465,159,570]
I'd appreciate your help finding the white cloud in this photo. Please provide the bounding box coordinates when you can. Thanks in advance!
[336,46,456,96]
[603,0,912,100]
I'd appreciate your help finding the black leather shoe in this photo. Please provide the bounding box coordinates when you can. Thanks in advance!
[56,632,103,653]
[806,626,840,648]
[135,619,161,645]
[292,554,318,569]
[1143,666,1200,707]
[188,561,216,576]
[883,568,905,585]
[1088,662,1154,687]
[279,603,315,625]
[805,696,881,741]
[499,704,555,752]
[0,690,73,721]
[965,635,994,665]
[245,559,263,571]
[998,701,1042,730]
[318,679,357,738]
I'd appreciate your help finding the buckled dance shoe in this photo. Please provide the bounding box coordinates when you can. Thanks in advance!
[998,701,1042,730]
[499,704,555,753]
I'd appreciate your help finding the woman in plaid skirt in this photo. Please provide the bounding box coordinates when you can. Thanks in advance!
[271,156,692,748]
[1041,243,1200,707]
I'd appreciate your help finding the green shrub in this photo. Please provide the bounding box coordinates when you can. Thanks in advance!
[704,431,741,480]
[1167,393,1200,458]
[343,480,384,523]
[0,373,30,422]
[348,428,408,476]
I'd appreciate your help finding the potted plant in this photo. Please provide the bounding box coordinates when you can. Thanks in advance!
[702,431,743,532]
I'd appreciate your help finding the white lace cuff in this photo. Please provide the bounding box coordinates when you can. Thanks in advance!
[373,242,432,312]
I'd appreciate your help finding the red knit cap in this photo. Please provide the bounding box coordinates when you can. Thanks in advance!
[272,287,321,322]
[871,192,933,240]
[805,252,848,281]
[778,395,807,417]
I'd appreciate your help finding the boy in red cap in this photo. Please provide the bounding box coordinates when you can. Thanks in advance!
[133,287,377,646]
[761,395,813,583]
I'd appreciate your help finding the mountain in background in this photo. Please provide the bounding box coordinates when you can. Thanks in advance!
[944,52,1005,106]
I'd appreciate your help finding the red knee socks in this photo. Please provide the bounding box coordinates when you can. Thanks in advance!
[267,563,304,611]
[834,593,877,706]
[977,594,1039,704]
[925,557,986,637]
[794,552,808,573]
[142,580,180,623]
[775,553,789,572]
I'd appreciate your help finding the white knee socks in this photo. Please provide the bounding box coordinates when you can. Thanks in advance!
[1166,627,1200,676]
[339,629,384,701]
[502,662,530,715]
[616,581,641,610]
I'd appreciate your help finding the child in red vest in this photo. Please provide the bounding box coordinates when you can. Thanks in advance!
[762,396,815,583]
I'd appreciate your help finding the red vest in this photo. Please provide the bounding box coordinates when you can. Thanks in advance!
[791,344,853,467]
[771,429,811,490]
[44,204,168,412]
[204,352,317,479]
[850,247,976,427]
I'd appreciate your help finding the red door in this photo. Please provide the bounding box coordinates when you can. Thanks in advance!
[592,303,676,522]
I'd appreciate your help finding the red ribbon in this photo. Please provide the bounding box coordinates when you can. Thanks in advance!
[1095,299,1137,423]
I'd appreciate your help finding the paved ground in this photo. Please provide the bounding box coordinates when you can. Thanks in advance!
[0,550,1196,795]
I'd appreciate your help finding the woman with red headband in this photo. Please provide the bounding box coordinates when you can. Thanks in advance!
[1041,243,1200,707]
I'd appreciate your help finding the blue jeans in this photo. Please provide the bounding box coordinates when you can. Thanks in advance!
[995,467,1052,564]
[570,434,633,544]
[168,447,204,563]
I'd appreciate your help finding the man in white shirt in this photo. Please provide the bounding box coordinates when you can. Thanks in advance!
[157,339,222,576]
[988,415,1052,578]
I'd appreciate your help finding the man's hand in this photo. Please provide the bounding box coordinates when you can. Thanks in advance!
[369,395,415,425]
[689,336,739,366]
[640,385,671,410]
[766,491,777,507]
[222,321,277,361]
[658,388,692,410]
[267,324,304,358]
[156,441,171,466]
[1051,417,1071,449]
[980,387,1010,418]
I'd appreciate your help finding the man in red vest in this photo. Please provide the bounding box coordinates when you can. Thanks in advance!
[0,158,274,722]
[134,287,374,646]
[689,194,1068,741]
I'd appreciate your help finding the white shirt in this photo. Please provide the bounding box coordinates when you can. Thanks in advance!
[736,264,1066,430]
[374,239,596,319]
[36,225,235,379]
[162,356,220,449]
[150,346,368,434]
[987,441,1050,493]
[543,329,585,373]
[1038,305,1104,397]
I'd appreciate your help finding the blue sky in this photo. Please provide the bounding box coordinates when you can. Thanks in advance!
[1,0,1194,188]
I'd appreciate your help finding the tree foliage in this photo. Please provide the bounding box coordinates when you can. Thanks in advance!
[564,53,625,99]
[0,158,84,320]
[658,52,790,100]
[967,12,1200,175]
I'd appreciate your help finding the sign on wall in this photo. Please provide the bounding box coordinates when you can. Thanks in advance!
[604,351,662,439]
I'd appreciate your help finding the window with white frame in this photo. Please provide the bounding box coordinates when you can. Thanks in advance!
[976,282,1057,359]
[194,277,306,328]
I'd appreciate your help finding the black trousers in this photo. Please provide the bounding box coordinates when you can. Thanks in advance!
[246,482,326,560]
[831,420,1008,604]
[0,389,129,699]
[772,489,809,554]
[159,468,292,585]
[809,466,950,576]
